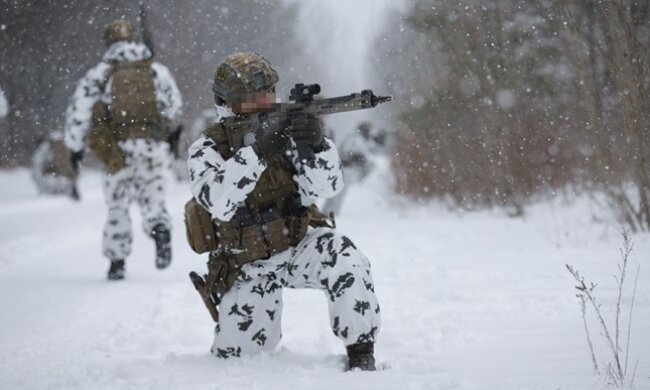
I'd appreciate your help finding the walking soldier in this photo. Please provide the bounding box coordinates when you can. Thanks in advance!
[63,19,182,279]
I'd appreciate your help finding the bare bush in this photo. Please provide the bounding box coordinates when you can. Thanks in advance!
[375,0,650,229]
[566,231,640,387]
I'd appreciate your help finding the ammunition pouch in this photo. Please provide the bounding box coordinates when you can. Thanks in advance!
[205,252,241,303]
[185,198,318,324]
[184,198,219,254]
[186,119,336,323]
[219,209,309,263]
[87,105,168,174]
[184,198,335,318]
[184,198,311,261]
[88,101,126,174]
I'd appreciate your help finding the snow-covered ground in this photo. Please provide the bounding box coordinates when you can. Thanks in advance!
[0,162,648,390]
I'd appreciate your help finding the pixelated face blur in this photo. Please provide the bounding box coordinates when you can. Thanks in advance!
[229,92,276,114]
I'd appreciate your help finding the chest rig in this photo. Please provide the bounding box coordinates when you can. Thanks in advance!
[204,121,310,262]
[108,59,165,141]
[185,119,335,323]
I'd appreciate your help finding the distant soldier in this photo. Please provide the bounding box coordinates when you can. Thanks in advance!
[185,53,380,371]
[31,130,78,199]
[63,19,182,280]
[323,122,388,215]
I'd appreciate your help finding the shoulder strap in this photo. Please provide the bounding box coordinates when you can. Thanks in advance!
[203,122,233,159]
[103,59,154,90]
[112,58,153,71]
[98,61,116,94]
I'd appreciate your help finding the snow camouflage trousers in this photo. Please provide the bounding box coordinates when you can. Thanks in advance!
[102,139,171,260]
[211,227,381,358]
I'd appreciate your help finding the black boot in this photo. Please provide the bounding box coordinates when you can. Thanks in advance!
[151,224,171,269]
[107,259,125,280]
[346,342,376,371]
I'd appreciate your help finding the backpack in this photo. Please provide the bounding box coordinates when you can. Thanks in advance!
[88,59,162,172]
[108,59,162,139]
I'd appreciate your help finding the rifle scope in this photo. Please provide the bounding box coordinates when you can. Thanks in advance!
[289,83,321,102]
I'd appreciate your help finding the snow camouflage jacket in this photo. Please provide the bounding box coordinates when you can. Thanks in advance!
[187,121,344,224]
[64,41,182,152]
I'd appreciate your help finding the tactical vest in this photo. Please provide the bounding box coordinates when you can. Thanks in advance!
[185,121,336,321]
[185,122,311,265]
[108,59,163,141]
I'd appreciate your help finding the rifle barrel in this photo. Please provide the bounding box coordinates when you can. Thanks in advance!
[139,3,155,57]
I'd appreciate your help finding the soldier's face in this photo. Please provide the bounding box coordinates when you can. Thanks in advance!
[230,92,276,113]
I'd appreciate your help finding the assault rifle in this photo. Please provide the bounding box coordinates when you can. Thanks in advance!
[221,83,392,157]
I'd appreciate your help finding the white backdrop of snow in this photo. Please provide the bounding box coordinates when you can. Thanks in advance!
[1,4,650,388]
[0,158,649,390]
[282,0,396,141]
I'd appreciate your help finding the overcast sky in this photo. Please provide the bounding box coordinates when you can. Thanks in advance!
[285,0,395,136]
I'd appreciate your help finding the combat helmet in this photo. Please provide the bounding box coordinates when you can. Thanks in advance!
[212,52,279,106]
[103,19,135,47]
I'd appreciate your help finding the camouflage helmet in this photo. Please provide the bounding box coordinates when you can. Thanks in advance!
[212,52,279,106]
[103,19,135,47]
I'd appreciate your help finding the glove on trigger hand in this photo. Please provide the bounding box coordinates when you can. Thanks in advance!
[251,130,291,162]
[288,114,325,151]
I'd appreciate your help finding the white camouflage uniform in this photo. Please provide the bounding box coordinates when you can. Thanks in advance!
[188,124,381,358]
[322,131,374,216]
[64,41,182,261]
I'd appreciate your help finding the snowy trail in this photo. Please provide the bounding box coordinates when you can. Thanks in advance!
[1,165,649,390]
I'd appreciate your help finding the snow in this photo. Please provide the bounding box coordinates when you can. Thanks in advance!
[496,89,515,109]
[287,0,395,138]
[0,85,8,118]
[1,161,649,390]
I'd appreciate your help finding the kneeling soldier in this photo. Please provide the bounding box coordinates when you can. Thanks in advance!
[186,52,380,370]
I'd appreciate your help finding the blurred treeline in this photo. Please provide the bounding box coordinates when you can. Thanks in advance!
[2,1,650,231]
[374,0,650,231]
[0,0,298,165]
